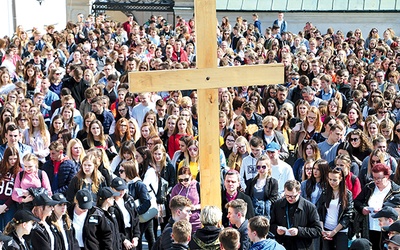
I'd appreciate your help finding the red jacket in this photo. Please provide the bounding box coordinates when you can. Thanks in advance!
[171,48,189,63]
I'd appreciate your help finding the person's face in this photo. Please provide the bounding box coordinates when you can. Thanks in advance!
[330,128,343,143]
[153,149,164,163]
[224,174,239,194]
[107,80,117,89]
[368,124,378,137]
[141,126,150,138]
[178,174,191,188]
[139,94,149,105]
[167,119,176,132]
[369,82,378,91]
[375,142,387,152]
[62,109,72,120]
[43,205,54,218]
[263,122,274,136]
[54,203,67,218]
[177,120,187,132]
[305,145,314,157]
[373,171,390,190]
[7,130,19,146]
[221,93,230,102]
[328,172,342,190]
[256,159,270,175]
[146,115,155,125]
[307,111,317,125]
[22,220,34,235]
[156,105,166,116]
[24,160,37,174]
[313,164,321,178]
[31,116,40,128]
[227,207,240,225]
[82,160,95,176]
[225,136,235,148]
[243,109,253,120]
[8,154,18,166]
[298,105,308,116]
[1,73,10,84]
[172,107,180,116]
[381,128,392,138]
[234,121,243,133]
[177,206,192,221]
[50,150,62,161]
[219,117,227,129]
[90,123,101,137]
[188,145,199,158]
[91,103,101,114]
[277,91,287,102]
[267,103,275,113]
[284,188,300,204]
[377,109,388,119]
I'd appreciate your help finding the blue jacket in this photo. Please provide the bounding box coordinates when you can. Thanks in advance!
[95,110,114,135]
[42,157,77,195]
[0,142,33,163]
[250,239,285,250]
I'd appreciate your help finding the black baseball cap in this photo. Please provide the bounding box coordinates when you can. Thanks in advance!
[384,220,400,233]
[111,177,127,191]
[386,235,400,246]
[75,189,93,210]
[33,193,59,207]
[349,238,372,250]
[98,187,120,200]
[372,206,399,220]
[52,193,69,205]
[14,210,40,224]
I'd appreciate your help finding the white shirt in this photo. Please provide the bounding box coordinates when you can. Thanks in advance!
[73,210,88,247]
[368,183,391,231]
[116,198,131,227]
[271,160,295,195]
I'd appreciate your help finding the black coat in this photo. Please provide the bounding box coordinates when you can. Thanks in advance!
[317,190,354,230]
[29,222,61,250]
[68,206,113,250]
[61,77,89,105]
[47,217,80,250]
[235,220,251,250]
[5,231,29,250]
[270,196,322,250]
[188,225,221,250]
[160,217,175,250]
[246,176,279,205]
[103,207,122,250]
[113,194,141,242]
[221,190,255,227]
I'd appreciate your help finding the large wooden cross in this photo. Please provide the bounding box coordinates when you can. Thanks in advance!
[129,0,284,209]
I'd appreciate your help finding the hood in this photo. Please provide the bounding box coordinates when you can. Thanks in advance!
[194,226,221,244]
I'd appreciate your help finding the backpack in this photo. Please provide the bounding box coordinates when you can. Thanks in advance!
[19,170,43,183]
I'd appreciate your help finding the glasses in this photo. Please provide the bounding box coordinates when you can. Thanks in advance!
[140,67,147,70]
[118,108,126,112]
[226,139,235,143]
[119,169,125,174]
[264,126,273,130]
[396,128,400,133]
[307,116,317,120]
[178,178,190,183]
[188,147,198,152]
[256,165,267,170]
[292,77,299,80]
[305,168,313,171]
[378,111,387,114]
[350,137,359,142]
[373,176,385,182]
[371,159,381,164]
[285,193,299,199]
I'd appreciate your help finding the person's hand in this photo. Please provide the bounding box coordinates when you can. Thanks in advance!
[288,227,298,236]
[293,122,302,132]
[22,195,33,203]
[0,204,7,214]
[323,230,336,239]
[22,190,30,197]
[132,237,139,247]
[277,226,286,235]
[362,207,371,215]
[123,239,134,249]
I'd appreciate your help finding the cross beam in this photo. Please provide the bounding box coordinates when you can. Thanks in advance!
[129,0,284,209]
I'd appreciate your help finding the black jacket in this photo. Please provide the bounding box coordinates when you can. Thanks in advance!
[235,220,251,250]
[188,225,221,250]
[160,217,175,250]
[270,196,322,250]
[5,231,30,250]
[317,190,354,230]
[246,176,279,205]
[102,207,122,250]
[47,217,80,250]
[61,77,89,105]
[68,206,113,250]
[113,194,141,242]
[354,181,400,214]
[221,190,255,227]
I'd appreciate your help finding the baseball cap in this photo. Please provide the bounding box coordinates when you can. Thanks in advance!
[13,210,40,224]
[349,238,372,250]
[52,193,69,205]
[386,235,400,246]
[372,206,399,220]
[98,187,120,201]
[111,177,127,191]
[384,220,400,233]
[265,141,281,152]
[33,193,59,207]
[76,189,93,210]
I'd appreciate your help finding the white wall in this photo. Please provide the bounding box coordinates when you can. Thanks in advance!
[217,12,400,38]
[13,0,66,35]
[0,0,15,38]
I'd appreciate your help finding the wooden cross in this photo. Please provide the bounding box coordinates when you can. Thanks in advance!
[129,0,284,209]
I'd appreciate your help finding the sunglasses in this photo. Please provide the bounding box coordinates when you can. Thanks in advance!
[349,137,359,142]
[178,178,190,183]
[292,77,299,80]
[119,169,125,174]
[378,111,387,114]
[396,129,400,133]
[256,165,267,170]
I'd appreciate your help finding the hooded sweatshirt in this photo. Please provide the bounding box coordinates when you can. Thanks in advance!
[250,239,285,250]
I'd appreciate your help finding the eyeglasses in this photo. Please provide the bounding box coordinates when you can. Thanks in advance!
[178,178,190,183]
[307,116,317,120]
[256,165,267,170]
[119,169,125,174]
[264,126,273,130]
[378,111,387,114]
[350,137,359,142]
[118,108,126,112]
[285,193,299,199]
[226,139,235,143]
[292,77,299,80]
[373,176,385,182]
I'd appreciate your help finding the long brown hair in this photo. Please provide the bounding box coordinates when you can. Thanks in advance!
[114,118,132,148]
[76,154,104,193]
[0,147,20,180]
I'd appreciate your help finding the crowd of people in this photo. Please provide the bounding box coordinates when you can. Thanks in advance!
[0,8,397,250]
